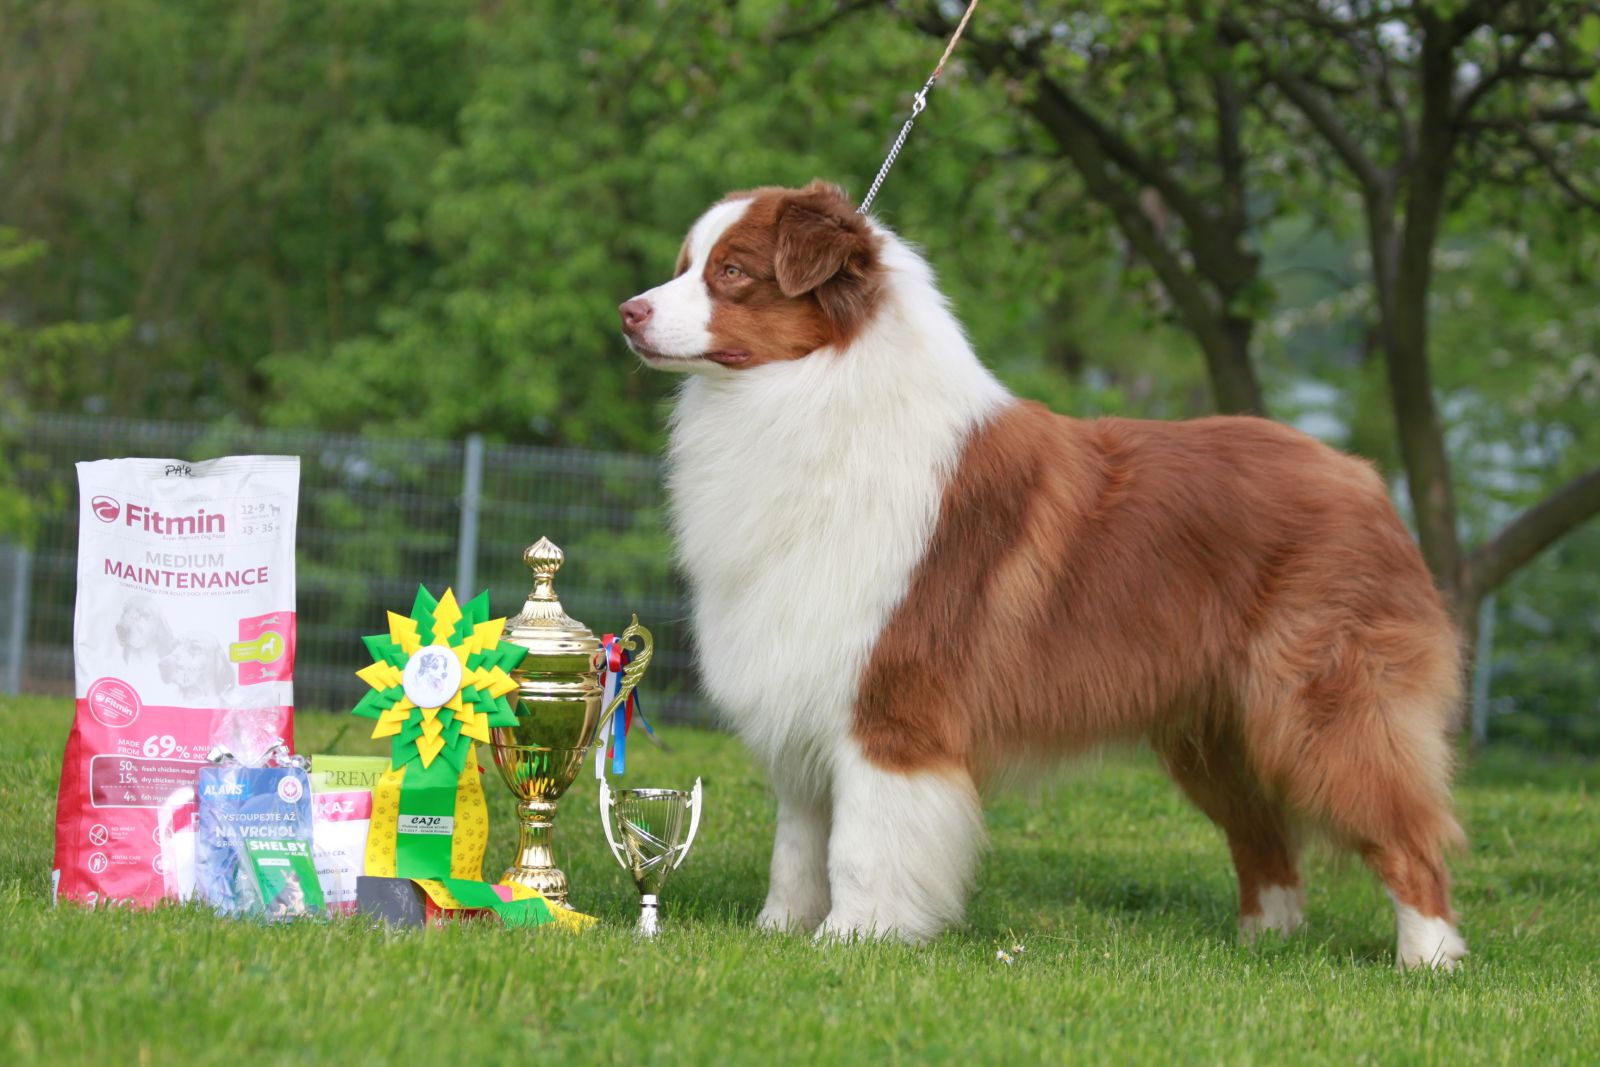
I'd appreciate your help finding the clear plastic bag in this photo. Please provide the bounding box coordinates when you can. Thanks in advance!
[194,749,324,921]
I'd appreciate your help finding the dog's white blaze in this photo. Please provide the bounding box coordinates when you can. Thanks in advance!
[630,198,752,360]
[665,225,1010,939]
[816,740,985,943]
[1391,897,1467,970]
[1240,883,1305,942]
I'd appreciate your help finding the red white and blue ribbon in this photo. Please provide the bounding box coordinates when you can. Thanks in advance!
[593,633,653,778]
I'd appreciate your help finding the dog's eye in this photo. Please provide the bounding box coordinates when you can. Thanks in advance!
[723,265,744,279]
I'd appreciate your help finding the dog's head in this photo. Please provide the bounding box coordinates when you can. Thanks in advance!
[619,180,884,372]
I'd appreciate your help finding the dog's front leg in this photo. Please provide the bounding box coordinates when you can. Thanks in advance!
[817,745,985,944]
[756,784,832,934]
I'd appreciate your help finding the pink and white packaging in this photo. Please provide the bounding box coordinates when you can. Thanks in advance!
[310,789,373,915]
[309,756,388,914]
[53,456,300,906]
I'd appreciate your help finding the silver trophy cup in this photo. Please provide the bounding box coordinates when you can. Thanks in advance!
[599,778,702,938]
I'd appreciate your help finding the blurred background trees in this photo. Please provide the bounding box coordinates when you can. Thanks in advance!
[2,0,1596,743]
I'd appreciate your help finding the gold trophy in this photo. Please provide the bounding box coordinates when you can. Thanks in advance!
[490,537,652,908]
[600,778,702,938]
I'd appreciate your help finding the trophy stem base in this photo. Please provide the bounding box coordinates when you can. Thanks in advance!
[637,894,660,939]
[499,865,571,910]
[501,798,571,909]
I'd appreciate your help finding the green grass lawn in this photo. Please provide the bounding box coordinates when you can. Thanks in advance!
[2,695,1596,1065]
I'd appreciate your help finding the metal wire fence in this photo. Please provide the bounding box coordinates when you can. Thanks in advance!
[3,414,703,722]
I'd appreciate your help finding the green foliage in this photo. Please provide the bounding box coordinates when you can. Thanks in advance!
[1257,213,1599,516]
[4,697,1600,1063]
[257,3,1207,446]
[0,0,470,419]
[1488,523,1600,752]
[0,228,128,540]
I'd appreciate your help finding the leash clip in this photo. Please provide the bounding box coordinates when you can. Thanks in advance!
[856,1,979,215]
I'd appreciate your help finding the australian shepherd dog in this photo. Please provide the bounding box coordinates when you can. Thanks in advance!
[619,181,1467,969]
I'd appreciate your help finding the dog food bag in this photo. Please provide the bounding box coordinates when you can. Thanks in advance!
[53,455,300,906]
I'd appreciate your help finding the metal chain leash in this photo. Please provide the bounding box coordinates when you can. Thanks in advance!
[858,0,982,216]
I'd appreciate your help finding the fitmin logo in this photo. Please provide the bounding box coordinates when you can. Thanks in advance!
[114,501,226,536]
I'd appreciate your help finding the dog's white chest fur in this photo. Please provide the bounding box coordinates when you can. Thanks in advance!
[665,266,1009,784]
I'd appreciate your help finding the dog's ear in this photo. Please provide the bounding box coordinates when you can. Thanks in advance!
[774,182,864,296]
[775,181,881,337]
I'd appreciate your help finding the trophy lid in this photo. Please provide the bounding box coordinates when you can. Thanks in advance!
[501,537,601,672]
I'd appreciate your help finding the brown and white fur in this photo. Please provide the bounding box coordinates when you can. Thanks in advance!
[619,181,1468,970]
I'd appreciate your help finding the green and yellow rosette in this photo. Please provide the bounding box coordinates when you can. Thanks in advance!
[351,586,525,881]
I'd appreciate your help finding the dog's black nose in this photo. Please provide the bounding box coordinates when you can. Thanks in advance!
[619,298,653,332]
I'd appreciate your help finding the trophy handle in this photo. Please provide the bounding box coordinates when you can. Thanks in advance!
[598,778,628,869]
[675,777,703,870]
[598,614,653,733]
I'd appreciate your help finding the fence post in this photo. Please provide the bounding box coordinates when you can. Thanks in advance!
[1470,593,1496,748]
[456,434,485,595]
[2,541,33,695]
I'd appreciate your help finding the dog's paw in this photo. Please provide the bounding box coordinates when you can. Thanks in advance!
[813,911,936,946]
[1239,884,1305,945]
[757,902,826,935]
[813,914,877,945]
[1395,909,1468,971]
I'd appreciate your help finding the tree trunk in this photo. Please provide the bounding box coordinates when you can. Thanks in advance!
[1209,313,1263,417]
[1378,18,1466,599]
